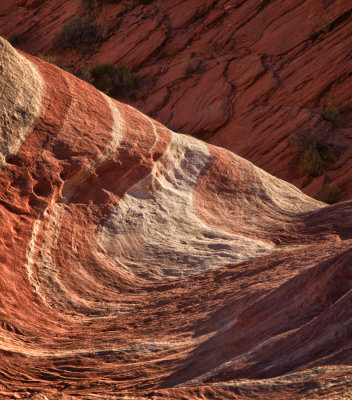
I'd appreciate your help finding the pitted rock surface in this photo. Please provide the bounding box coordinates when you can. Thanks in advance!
[0,38,352,399]
[1,0,351,200]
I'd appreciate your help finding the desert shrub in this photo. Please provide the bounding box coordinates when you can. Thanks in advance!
[182,58,199,77]
[320,21,331,34]
[317,184,341,204]
[310,16,332,41]
[90,63,118,94]
[89,63,141,95]
[37,53,57,64]
[78,66,93,84]
[317,16,331,34]
[322,106,341,126]
[118,65,141,90]
[53,18,100,50]
[56,62,75,74]
[295,129,337,176]
[8,32,21,45]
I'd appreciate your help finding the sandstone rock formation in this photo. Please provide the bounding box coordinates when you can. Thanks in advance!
[0,37,352,399]
[0,0,351,201]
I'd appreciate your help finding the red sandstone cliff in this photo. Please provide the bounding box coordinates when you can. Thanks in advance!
[1,0,351,202]
[0,37,352,399]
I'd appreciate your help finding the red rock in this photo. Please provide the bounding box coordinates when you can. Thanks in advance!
[1,0,351,201]
[0,37,352,399]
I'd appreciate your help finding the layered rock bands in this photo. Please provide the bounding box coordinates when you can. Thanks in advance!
[0,38,351,399]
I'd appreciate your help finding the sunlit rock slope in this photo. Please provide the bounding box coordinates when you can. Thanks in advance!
[1,0,352,200]
[0,37,352,399]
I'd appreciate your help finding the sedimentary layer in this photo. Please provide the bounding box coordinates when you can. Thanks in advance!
[0,37,351,399]
[1,0,352,199]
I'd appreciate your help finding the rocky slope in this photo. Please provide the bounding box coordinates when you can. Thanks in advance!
[0,37,352,399]
[0,0,351,202]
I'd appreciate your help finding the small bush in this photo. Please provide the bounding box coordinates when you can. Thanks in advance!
[182,58,199,77]
[37,53,57,64]
[78,66,93,84]
[118,65,141,90]
[323,106,341,126]
[320,21,331,34]
[310,16,332,41]
[90,63,118,94]
[8,32,21,45]
[295,129,337,176]
[317,184,341,204]
[53,18,100,50]
[317,16,331,34]
[89,63,141,95]
[56,62,75,74]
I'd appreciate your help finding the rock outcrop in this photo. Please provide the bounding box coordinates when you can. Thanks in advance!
[1,0,351,201]
[0,38,352,399]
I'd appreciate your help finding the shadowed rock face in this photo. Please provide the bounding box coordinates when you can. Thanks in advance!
[0,38,352,399]
[1,0,352,201]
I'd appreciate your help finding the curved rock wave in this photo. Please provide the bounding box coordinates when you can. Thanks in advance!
[0,38,351,399]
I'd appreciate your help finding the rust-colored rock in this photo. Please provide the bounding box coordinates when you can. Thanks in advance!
[1,0,351,201]
[0,37,351,399]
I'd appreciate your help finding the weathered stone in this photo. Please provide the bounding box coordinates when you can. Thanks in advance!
[0,37,351,399]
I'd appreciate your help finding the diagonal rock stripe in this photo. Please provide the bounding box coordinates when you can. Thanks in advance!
[0,40,44,168]
[0,38,351,399]
[99,131,276,280]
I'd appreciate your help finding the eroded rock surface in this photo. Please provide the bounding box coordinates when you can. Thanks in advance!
[0,38,351,399]
[0,0,351,201]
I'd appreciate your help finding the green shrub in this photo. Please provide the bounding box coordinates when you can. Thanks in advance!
[8,32,21,45]
[53,18,100,50]
[78,66,93,84]
[118,65,141,90]
[37,53,57,64]
[182,58,199,77]
[57,62,75,74]
[310,16,332,41]
[320,21,331,34]
[295,129,337,176]
[89,63,141,95]
[317,184,341,204]
[90,63,118,94]
[322,106,341,126]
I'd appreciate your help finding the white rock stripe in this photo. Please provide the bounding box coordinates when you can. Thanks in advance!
[98,130,275,280]
[254,167,325,214]
[25,96,125,314]
[0,39,44,167]
[89,95,125,170]
[60,85,124,200]
[25,203,71,306]
[0,335,204,359]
